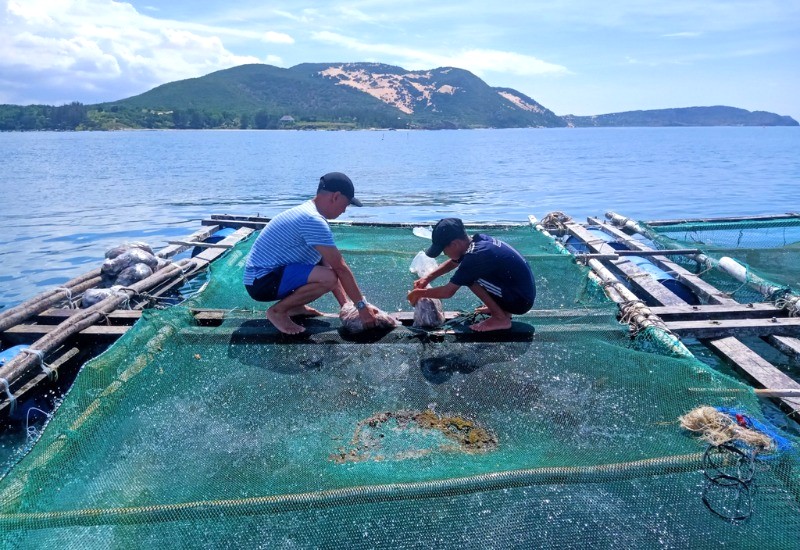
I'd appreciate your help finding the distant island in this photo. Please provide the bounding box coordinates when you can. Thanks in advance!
[0,62,797,131]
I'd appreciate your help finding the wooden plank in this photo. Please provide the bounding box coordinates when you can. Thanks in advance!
[203,215,524,230]
[179,321,597,344]
[567,223,687,306]
[666,317,800,339]
[704,336,800,418]
[192,310,463,327]
[166,240,233,249]
[190,227,253,264]
[35,308,143,324]
[580,248,702,258]
[588,218,738,306]
[766,335,800,361]
[189,307,606,325]
[2,324,129,344]
[157,224,222,259]
[648,303,783,321]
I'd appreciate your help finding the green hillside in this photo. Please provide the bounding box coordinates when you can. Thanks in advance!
[563,106,799,127]
[0,63,796,130]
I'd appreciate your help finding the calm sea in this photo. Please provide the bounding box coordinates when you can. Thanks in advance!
[1,127,798,309]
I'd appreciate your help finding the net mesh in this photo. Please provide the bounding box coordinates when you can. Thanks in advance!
[1,225,798,547]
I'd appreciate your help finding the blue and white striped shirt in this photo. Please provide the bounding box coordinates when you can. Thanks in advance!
[243,200,336,285]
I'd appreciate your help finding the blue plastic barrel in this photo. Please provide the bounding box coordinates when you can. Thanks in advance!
[567,229,700,304]
[0,345,28,366]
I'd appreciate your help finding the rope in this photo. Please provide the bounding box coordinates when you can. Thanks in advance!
[20,349,57,380]
[26,407,50,440]
[540,211,572,232]
[0,452,705,530]
[0,377,16,413]
[774,292,800,317]
[113,287,134,309]
[618,299,671,337]
[700,443,756,521]
[55,287,77,309]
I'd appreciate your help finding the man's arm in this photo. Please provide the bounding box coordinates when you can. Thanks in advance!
[315,246,377,330]
[414,259,458,289]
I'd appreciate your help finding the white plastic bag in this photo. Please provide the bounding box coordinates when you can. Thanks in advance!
[409,251,438,278]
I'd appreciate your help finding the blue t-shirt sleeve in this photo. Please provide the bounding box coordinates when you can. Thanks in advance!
[303,215,335,248]
[450,256,479,287]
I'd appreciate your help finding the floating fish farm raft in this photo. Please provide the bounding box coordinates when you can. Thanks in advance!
[1,212,799,547]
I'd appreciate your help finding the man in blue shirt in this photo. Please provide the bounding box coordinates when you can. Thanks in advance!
[244,172,377,334]
[407,218,536,332]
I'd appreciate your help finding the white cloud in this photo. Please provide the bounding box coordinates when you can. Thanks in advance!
[0,0,265,103]
[262,31,294,44]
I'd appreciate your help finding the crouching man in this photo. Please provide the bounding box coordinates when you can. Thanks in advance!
[243,172,377,334]
[407,218,535,332]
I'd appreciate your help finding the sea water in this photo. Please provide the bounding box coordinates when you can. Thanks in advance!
[1,126,798,309]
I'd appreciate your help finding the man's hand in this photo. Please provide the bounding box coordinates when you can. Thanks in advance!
[413,277,430,289]
[358,305,378,328]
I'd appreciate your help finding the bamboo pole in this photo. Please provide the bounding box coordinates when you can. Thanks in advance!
[0,260,196,405]
[0,271,102,333]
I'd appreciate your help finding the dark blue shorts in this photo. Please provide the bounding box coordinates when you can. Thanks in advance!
[477,282,535,315]
[245,264,315,302]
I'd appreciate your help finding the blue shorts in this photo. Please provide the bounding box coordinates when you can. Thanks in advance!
[245,264,315,302]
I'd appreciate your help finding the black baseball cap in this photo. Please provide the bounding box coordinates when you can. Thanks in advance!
[318,172,362,207]
[425,218,467,257]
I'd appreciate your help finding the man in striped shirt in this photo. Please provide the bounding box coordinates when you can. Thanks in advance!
[407,218,536,332]
[244,172,377,334]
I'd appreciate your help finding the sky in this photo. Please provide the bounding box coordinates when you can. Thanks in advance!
[1,0,798,121]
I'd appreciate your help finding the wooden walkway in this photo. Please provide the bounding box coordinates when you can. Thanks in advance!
[533,211,800,420]
[3,211,800,423]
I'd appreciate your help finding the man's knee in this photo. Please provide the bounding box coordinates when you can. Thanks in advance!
[312,266,338,291]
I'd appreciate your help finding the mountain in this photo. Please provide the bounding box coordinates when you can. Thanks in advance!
[99,62,564,129]
[563,106,798,127]
[0,63,797,130]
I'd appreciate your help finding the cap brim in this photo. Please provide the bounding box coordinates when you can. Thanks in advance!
[349,197,363,207]
[425,243,443,258]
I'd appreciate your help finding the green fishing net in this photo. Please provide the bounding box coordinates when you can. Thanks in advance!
[1,225,798,548]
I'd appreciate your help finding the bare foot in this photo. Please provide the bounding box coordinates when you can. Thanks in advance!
[286,305,324,318]
[470,316,512,332]
[267,307,305,334]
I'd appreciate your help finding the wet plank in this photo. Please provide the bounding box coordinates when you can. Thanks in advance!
[766,335,800,361]
[2,324,129,345]
[665,317,800,338]
[705,336,800,418]
[648,303,783,321]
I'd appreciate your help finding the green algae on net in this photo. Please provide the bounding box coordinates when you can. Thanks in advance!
[331,409,498,464]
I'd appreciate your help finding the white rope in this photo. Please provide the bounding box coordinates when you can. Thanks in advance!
[55,286,77,309]
[0,377,16,413]
[26,407,49,440]
[775,295,800,317]
[21,348,57,380]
